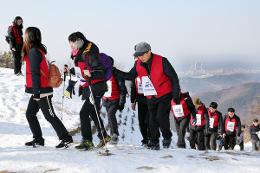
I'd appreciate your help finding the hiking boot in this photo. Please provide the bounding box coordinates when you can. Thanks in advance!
[141,139,149,148]
[56,136,73,149]
[25,138,44,147]
[148,140,160,150]
[75,140,94,150]
[96,136,111,148]
[110,134,119,145]
[162,138,172,149]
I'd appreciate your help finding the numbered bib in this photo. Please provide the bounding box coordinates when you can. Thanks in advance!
[209,118,215,128]
[136,77,144,94]
[74,67,86,86]
[172,105,185,118]
[227,122,235,132]
[196,114,202,126]
[141,76,157,96]
[104,81,112,97]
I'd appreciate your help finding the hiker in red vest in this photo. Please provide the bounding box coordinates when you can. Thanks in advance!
[102,57,127,144]
[223,108,241,150]
[189,97,209,150]
[22,27,73,148]
[205,102,223,150]
[171,92,196,148]
[7,16,23,75]
[114,42,180,150]
[64,32,111,150]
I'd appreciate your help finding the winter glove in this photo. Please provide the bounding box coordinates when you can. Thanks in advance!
[69,67,76,76]
[33,94,40,101]
[118,103,125,112]
[64,80,76,99]
[191,118,197,126]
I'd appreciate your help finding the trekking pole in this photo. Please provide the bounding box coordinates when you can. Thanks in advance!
[60,72,67,120]
[88,80,110,156]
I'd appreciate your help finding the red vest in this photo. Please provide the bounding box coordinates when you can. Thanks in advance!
[135,54,172,99]
[208,110,220,128]
[11,25,22,45]
[103,74,120,100]
[24,49,50,88]
[224,116,238,133]
[171,94,190,119]
[77,54,104,88]
[190,104,206,127]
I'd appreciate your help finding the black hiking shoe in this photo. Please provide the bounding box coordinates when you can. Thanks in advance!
[25,138,44,147]
[75,140,94,150]
[148,141,160,150]
[162,138,172,148]
[56,136,73,149]
[141,139,149,148]
[110,134,119,145]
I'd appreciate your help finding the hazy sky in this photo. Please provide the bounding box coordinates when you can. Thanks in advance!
[0,0,259,70]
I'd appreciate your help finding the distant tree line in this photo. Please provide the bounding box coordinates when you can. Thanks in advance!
[0,51,14,68]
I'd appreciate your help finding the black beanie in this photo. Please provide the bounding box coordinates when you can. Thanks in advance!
[209,102,218,109]
[228,108,235,113]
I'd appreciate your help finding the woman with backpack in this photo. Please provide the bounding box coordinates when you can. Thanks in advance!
[64,32,111,150]
[7,16,23,75]
[23,27,73,148]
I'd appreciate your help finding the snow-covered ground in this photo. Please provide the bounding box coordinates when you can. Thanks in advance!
[0,67,259,173]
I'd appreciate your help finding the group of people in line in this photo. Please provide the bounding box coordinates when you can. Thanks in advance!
[6,16,260,151]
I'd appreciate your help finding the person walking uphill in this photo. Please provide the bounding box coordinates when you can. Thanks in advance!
[7,16,23,75]
[223,108,241,150]
[23,27,73,148]
[114,42,181,150]
[171,91,196,148]
[64,32,111,150]
[102,57,127,144]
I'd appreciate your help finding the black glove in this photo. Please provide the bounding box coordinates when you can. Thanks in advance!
[33,94,40,101]
[192,118,197,126]
[118,103,125,112]
[174,97,180,105]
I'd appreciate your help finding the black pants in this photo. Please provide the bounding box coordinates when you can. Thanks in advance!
[26,95,70,140]
[12,50,22,74]
[205,132,218,150]
[137,100,150,143]
[190,128,205,150]
[224,134,236,150]
[80,96,107,141]
[103,99,119,136]
[147,95,172,143]
[174,117,189,148]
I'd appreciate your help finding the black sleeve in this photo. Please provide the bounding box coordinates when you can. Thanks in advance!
[8,26,15,49]
[113,62,138,81]
[204,107,209,130]
[130,80,137,103]
[223,116,227,134]
[218,112,224,134]
[29,48,42,95]
[118,78,127,107]
[162,58,180,102]
[185,94,196,118]
[236,116,242,136]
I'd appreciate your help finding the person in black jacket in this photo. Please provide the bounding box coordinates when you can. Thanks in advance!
[102,58,127,144]
[7,16,23,75]
[249,119,260,151]
[23,27,73,148]
[172,92,196,148]
[205,102,224,150]
[189,97,209,150]
[114,42,180,150]
[223,108,241,150]
[64,32,110,150]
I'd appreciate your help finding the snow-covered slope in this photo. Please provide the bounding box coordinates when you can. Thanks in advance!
[0,67,259,173]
